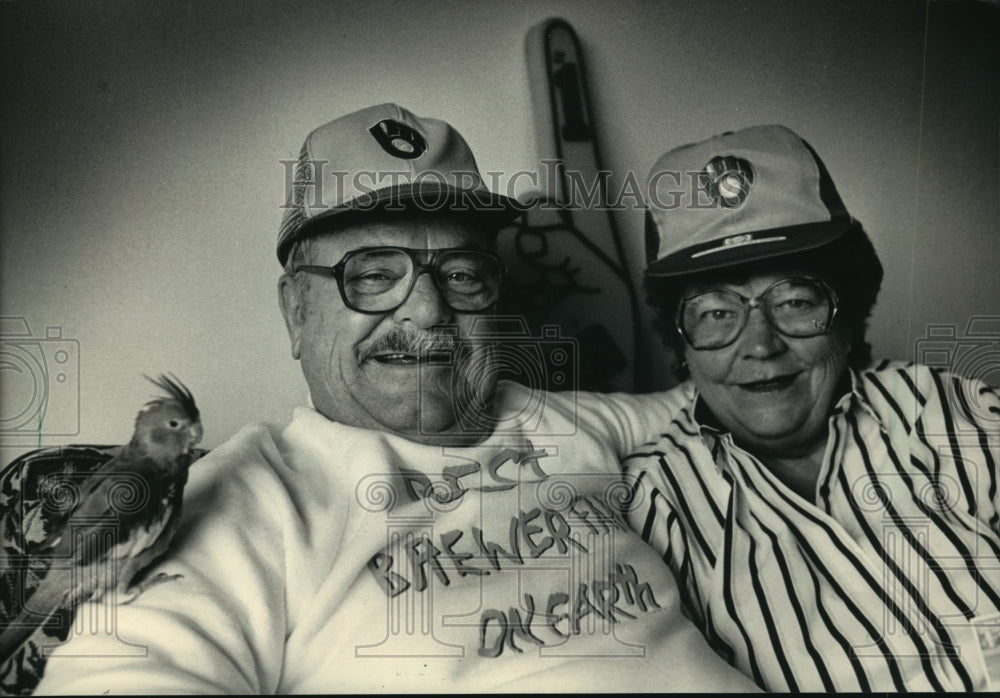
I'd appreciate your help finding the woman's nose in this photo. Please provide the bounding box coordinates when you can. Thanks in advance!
[737,308,787,359]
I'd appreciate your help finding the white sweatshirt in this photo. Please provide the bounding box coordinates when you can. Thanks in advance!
[35,382,757,693]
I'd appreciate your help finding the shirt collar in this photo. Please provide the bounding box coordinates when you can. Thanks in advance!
[840,367,886,427]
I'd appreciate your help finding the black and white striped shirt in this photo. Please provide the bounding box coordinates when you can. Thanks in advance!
[623,360,1000,691]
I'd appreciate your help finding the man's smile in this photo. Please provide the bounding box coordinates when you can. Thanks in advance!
[369,350,453,366]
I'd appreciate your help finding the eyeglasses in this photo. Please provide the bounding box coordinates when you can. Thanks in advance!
[295,246,503,314]
[676,277,838,350]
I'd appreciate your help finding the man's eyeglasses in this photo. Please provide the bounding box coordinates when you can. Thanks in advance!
[295,246,503,314]
[676,277,839,350]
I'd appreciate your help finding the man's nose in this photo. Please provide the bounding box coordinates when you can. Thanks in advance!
[738,308,787,359]
[392,272,451,329]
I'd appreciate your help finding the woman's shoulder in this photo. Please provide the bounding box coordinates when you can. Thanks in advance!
[856,358,999,427]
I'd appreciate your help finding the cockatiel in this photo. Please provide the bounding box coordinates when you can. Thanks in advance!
[0,374,203,663]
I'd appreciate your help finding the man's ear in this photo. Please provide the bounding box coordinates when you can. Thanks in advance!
[278,273,306,360]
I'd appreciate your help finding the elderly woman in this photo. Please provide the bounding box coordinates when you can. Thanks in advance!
[624,125,1000,692]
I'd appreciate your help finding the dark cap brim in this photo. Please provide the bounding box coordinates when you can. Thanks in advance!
[278,182,525,265]
[644,218,856,278]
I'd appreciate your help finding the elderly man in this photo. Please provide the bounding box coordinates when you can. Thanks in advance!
[624,125,1000,691]
[31,104,755,693]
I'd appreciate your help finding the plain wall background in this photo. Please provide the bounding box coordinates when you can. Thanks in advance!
[2,0,998,461]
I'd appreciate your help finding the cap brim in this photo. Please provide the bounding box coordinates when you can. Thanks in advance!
[278,181,525,264]
[644,218,856,278]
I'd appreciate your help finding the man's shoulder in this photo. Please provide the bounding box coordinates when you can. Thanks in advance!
[492,380,693,455]
[185,420,291,502]
[198,421,285,468]
[495,380,692,422]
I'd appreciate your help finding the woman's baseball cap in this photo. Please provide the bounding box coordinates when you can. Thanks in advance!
[644,124,858,278]
[277,103,523,265]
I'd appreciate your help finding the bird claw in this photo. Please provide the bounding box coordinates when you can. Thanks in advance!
[119,572,184,605]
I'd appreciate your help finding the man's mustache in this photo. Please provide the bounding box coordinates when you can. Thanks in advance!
[357,327,460,363]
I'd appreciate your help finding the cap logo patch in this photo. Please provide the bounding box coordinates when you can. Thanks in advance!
[699,155,755,209]
[690,233,788,259]
[723,233,753,247]
[369,119,427,160]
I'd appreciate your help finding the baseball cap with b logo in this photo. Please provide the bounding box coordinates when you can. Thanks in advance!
[277,103,522,265]
[644,125,857,278]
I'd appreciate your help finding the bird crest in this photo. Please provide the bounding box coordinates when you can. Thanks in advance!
[140,373,200,422]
